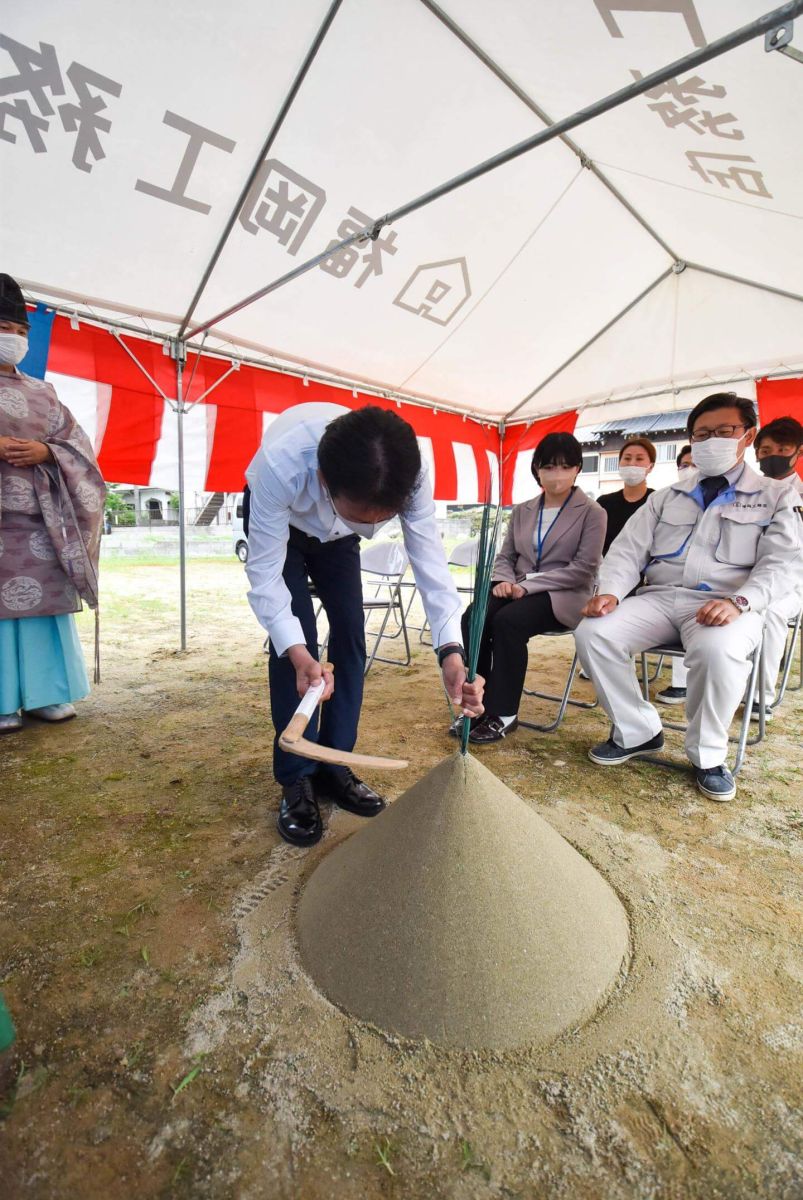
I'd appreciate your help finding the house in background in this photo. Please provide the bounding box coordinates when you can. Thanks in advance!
[110,488,244,527]
[112,486,175,525]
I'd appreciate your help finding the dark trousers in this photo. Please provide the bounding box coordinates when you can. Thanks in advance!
[461,590,565,716]
[269,526,366,785]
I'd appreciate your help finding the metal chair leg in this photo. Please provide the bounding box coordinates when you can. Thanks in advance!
[519,645,600,734]
[638,639,766,776]
[520,653,597,733]
[772,612,803,706]
[732,638,765,774]
[639,652,651,701]
[364,584,412,672]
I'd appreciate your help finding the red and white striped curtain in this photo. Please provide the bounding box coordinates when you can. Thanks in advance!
[45,316,503,502]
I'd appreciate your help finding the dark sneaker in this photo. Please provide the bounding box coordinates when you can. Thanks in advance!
[314,767,385,818]
[277,776,323,846]
[468,715,518,744]
[588,731,664,765]
[656,686,687,706]
[695,765,736,802]
[749,702,773,723]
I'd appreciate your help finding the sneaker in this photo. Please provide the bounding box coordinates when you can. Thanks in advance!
[749,703,773,723]
[25,703,76,722]
[588,731,664,765]
[0,712,22,734]
[695,765,736,802]
[656,686,687,706]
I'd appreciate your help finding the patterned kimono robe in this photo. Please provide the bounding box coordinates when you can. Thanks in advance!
[0,371,105,620]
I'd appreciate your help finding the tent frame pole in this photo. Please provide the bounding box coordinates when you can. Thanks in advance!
[504,366,803,430]
[110,331,172,402]
[505,259,803,423]
[417,0,679,260]
[177,0,344,338]
[686,263,803,305]
[505,268,674,421]
[182,0,803,342]
[170,339,188,652]
[32,294,495,426]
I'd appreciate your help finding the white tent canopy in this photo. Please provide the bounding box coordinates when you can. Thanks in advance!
[3,0,802,423]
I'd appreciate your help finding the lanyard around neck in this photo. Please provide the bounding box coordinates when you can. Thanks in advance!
[536,489,573,570]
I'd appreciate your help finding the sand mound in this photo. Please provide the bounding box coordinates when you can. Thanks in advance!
[297,753,630,1049]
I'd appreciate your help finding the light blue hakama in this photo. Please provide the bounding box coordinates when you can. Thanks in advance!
[0,614,89,714]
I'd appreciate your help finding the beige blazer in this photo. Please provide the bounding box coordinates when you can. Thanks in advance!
[492,488,607,629]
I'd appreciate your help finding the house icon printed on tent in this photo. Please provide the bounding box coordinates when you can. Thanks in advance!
[393,258,471,327]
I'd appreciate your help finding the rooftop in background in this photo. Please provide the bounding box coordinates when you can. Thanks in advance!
[576,410,692,445]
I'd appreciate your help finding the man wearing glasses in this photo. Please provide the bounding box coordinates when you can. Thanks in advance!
[575,393,803,802]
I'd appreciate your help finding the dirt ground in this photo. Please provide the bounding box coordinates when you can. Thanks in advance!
[1,556,801,1200]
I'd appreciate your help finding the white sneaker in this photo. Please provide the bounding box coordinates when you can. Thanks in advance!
[0,711,23,733]
[26,703,77,722]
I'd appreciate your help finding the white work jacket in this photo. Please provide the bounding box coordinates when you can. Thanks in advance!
[599,462,803,613]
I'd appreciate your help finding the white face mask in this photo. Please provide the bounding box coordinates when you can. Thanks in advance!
[619,465,649,486]
[0,332,28,365]
[335,513,388,538]
[691,435,745,477]
[538,467,576,491]
[325,489,391,539]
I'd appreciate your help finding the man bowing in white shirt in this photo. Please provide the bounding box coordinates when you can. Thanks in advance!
[245,402,484,846]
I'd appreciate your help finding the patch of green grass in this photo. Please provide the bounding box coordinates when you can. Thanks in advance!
[172,1055,206,1100]
[67,1082,91,1108]
[123,1042,147,1070]
[375,1137,396,1176]
[171,1155,189,1186]
[460,1138,491,1181]
[0,1061,26,1119]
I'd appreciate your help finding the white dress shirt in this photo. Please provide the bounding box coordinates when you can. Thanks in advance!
[244,402,463,656]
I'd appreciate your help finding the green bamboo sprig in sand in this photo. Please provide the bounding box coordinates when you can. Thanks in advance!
[460,497,502,756]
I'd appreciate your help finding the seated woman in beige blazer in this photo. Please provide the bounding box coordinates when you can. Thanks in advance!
[457,432,606,744]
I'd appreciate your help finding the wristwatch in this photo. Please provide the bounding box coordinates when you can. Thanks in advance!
[436,642,467,667]
[729,595,750,613]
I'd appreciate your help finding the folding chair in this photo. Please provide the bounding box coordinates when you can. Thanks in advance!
[418,538,479,646]
[360,541,412,674]
[519,631,598,733]
[771,607,803,709]
[637,635,767,776]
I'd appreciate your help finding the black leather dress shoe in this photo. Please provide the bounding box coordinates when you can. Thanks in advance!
[277,776,323,847]
[468,714,518,744]
[447,714,480,739]
[315,767,386,817]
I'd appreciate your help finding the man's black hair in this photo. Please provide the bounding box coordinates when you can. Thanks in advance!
[754,415,803,450]
[676,443,692,467]
[531,432,583,477]
[318,406,421,511]
[686,392,757,436]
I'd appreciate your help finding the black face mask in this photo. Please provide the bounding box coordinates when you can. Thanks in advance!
[759,454,797,479]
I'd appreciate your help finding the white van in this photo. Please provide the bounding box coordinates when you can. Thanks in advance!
[231,493,248,562]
